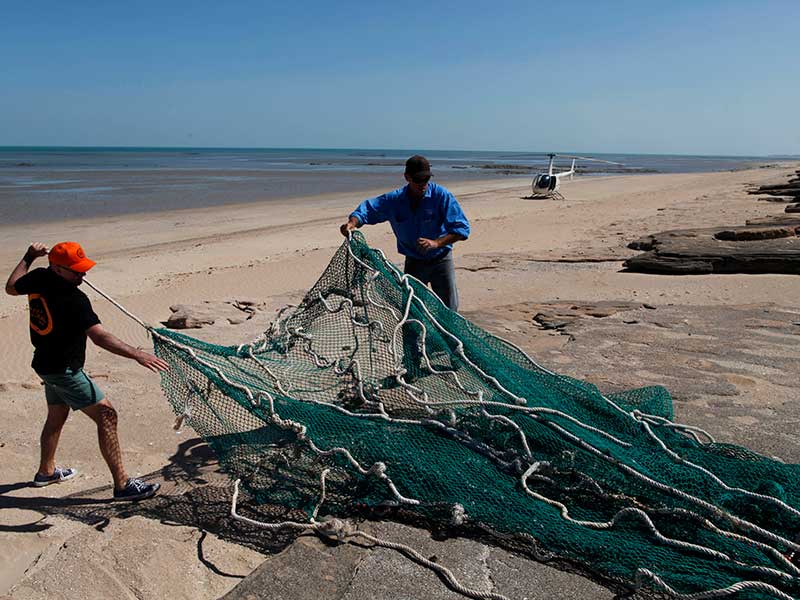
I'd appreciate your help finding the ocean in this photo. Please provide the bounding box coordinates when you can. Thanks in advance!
[0,147,787,225]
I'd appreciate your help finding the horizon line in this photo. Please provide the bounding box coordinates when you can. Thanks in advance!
[0,145,797,160]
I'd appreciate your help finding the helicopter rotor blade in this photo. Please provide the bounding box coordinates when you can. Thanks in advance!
[550,154,625,166]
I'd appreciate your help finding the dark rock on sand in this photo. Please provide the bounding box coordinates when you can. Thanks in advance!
[757,196,795,203]
[165,298,266,329]
[745,214,800,226]
[714,227,796,241]
[624,218,800,275]
[748,170,800,197]
[532,301,642,332]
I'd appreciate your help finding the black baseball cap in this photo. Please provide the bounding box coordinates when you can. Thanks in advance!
[405,155,431,178]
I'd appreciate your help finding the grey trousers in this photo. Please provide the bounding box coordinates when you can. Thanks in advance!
[404,251,459,312]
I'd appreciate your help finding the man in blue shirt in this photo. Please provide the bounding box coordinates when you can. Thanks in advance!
[340,155,470,311]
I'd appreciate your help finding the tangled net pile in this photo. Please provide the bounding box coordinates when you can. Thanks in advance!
[150,232,800,599]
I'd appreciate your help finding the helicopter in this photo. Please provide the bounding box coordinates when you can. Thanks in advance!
[530,153,624,199]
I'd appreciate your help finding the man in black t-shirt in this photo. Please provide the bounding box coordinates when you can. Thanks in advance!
[6,241,169,501]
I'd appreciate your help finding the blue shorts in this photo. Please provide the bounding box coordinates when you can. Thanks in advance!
[39,368,105,410]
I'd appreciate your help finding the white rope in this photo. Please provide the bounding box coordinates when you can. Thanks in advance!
[230,479,509,600]
[522,463,800,574]
[634,568,796,600]
[345,235,800,556]
[523,480,731,561]
[339,241,639,457]
[352,240,638,421]
[86,234,800,599]
[182,237,800,559]
[83,278,150,330]
[536,416,800,553]
[638,418,800,520]
[151,326,423,508]
[635,411,716,445]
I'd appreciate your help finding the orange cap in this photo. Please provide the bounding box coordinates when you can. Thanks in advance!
[48,242,96,273]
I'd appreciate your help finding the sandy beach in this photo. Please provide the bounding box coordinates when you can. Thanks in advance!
[2,164,800,599]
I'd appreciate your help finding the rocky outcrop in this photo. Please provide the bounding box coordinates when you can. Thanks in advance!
[624,219,800,274]
[757,196,796,203]
[752,188,800,198]
[165,298,266,329]
[626,174,800,275]
[530,301,645,332]
[748,169,800,199]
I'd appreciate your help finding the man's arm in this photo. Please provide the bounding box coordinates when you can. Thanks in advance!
[5,243,48,296]
[86,324,170,373]
[340,193,393,237]
[416,233,466,253]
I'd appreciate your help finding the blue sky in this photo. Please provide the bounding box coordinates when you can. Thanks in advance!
[2,1,798,155]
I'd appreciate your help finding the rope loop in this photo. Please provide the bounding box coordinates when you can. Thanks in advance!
[314,518,356,542]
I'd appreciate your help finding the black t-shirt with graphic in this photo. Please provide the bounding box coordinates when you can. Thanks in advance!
[14,267,101,374]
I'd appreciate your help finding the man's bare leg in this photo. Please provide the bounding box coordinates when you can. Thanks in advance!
[38,403,70,476]
[82,399,128,490]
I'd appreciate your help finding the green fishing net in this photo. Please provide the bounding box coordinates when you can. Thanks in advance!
[152,232,800,599]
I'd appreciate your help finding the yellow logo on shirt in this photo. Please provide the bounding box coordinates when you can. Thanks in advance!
[28,294,53,335]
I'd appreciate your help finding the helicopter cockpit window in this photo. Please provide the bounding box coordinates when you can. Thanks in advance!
[537,175,552,189]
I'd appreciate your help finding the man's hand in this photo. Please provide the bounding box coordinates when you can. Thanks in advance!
[416,237,441,253]
[25,243,49,261]
[340,217,360,237]
[6,242,49,296]
[135,350,170,374]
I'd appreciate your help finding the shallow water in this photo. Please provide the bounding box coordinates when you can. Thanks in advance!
[0,147,782,225]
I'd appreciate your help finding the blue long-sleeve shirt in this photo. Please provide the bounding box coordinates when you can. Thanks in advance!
[350,183,470,260]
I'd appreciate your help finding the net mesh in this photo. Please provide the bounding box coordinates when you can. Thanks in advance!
[152,232,800,599]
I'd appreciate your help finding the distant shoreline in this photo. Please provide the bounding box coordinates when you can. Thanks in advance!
[0,147,792,226]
